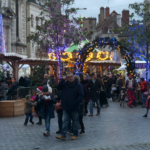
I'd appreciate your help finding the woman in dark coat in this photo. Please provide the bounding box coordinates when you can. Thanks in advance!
[39,85,55,136]
[97,75,109,107]
[81,74,90,115]
[19,77,26,98]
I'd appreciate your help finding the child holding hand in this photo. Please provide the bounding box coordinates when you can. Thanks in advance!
[24,95,37,126]
[143,95,150,117]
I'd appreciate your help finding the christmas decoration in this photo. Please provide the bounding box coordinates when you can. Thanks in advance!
[0,14,6,53]
[124,55,138,78]
[75,37,126,74]
[30,64,46,87]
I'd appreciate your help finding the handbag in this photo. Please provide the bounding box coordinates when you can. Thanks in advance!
[143,91,148,96]
[55,101,61,110]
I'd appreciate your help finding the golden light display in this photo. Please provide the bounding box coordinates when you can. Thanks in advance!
[110,52,114,60]
[85,53,93,62]
[48,53,57,60]
[60,52,73,61]
[97,51,109,61]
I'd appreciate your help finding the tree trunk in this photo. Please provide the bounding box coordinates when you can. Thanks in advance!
[57,51,62,78]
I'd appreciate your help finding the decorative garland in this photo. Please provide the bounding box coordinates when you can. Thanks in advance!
[75,37,127,73]
[124,55,138,78]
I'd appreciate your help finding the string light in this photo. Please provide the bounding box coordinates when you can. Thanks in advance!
[60,52,73,61]
[97,51,109,60]
[0,14,6,53]
[48,53,57,60]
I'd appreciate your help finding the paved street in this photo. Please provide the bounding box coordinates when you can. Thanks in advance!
[1,101,150,150]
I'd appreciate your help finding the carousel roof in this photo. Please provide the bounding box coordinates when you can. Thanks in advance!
[66,40,99,52]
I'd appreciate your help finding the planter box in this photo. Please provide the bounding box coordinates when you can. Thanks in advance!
[0,100,24,117]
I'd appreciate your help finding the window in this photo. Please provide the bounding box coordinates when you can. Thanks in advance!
[31,15,34,27]
[36,17,39,26]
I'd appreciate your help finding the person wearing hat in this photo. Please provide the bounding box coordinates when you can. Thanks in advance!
[24,95,37,125]
[38,85,55,136]
[125,74,137,108]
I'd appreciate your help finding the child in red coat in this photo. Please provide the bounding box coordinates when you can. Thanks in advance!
[143,95,150,117]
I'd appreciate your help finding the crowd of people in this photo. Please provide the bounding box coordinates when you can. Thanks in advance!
[0,71,150,140]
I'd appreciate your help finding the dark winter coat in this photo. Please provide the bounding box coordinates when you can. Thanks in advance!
[39,94,55,119]
[6,81,19,96]
[19,77,26,87]
[118,93,126,101]
[55,90,63,113]
[0,83,7,97]
[88,79,101,101]
[25,77,31,87]
[49,77,56,88]
[79,101,84,116]
[103,77,109,89]
[125,79,136,91]
[116,78,123,91]
[57,78,84,112]
[81,80,89,102]
[41,78,51,87]
[35,93,42,112]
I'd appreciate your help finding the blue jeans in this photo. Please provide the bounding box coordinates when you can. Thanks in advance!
[142,93,147,106]
[6,95,12,100]
[24,113,33,125]
[89,99,100,115]
[61,111,79,137]
[45,113,51,132]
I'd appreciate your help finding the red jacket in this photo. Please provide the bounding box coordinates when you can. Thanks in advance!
[140,80,148,93]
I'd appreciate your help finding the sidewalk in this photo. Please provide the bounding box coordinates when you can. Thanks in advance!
[0,101,150,150]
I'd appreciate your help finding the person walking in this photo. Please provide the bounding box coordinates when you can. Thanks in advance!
[24,95,37,126]
[55,90,63,134]
[125,74,136,108]
[97,74,109,107]
[56,73,84,140]
[81,74,89,115]
[140,78,148,108]
[35,87,43,125]
[6,77,19,100]
[88,73,101,116]
[39,85,55,136]
[143,95,150,117]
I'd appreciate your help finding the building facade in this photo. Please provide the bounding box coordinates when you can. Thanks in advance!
[1,0,27,56]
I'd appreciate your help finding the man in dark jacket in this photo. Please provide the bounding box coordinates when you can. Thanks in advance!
[88,73,101,116]
[6,77,19,100]
[56,72,84,140]
[41,74,50,86]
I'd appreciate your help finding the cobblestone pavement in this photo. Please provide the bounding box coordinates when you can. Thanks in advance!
[1,101,150,150]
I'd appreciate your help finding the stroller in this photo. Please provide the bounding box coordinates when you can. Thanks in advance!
[111,84,120,101]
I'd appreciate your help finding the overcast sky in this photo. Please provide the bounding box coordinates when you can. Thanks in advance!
[72,0,144,22]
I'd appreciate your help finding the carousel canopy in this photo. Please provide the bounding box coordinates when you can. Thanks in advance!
[66,40,99,52]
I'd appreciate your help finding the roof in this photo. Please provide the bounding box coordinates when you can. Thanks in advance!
[66,40,100,52]
[4,53,27,59]
[21,58,57,61]
[86,60,121,66]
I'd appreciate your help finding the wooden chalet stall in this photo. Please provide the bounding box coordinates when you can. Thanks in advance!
[0,53,58,117]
